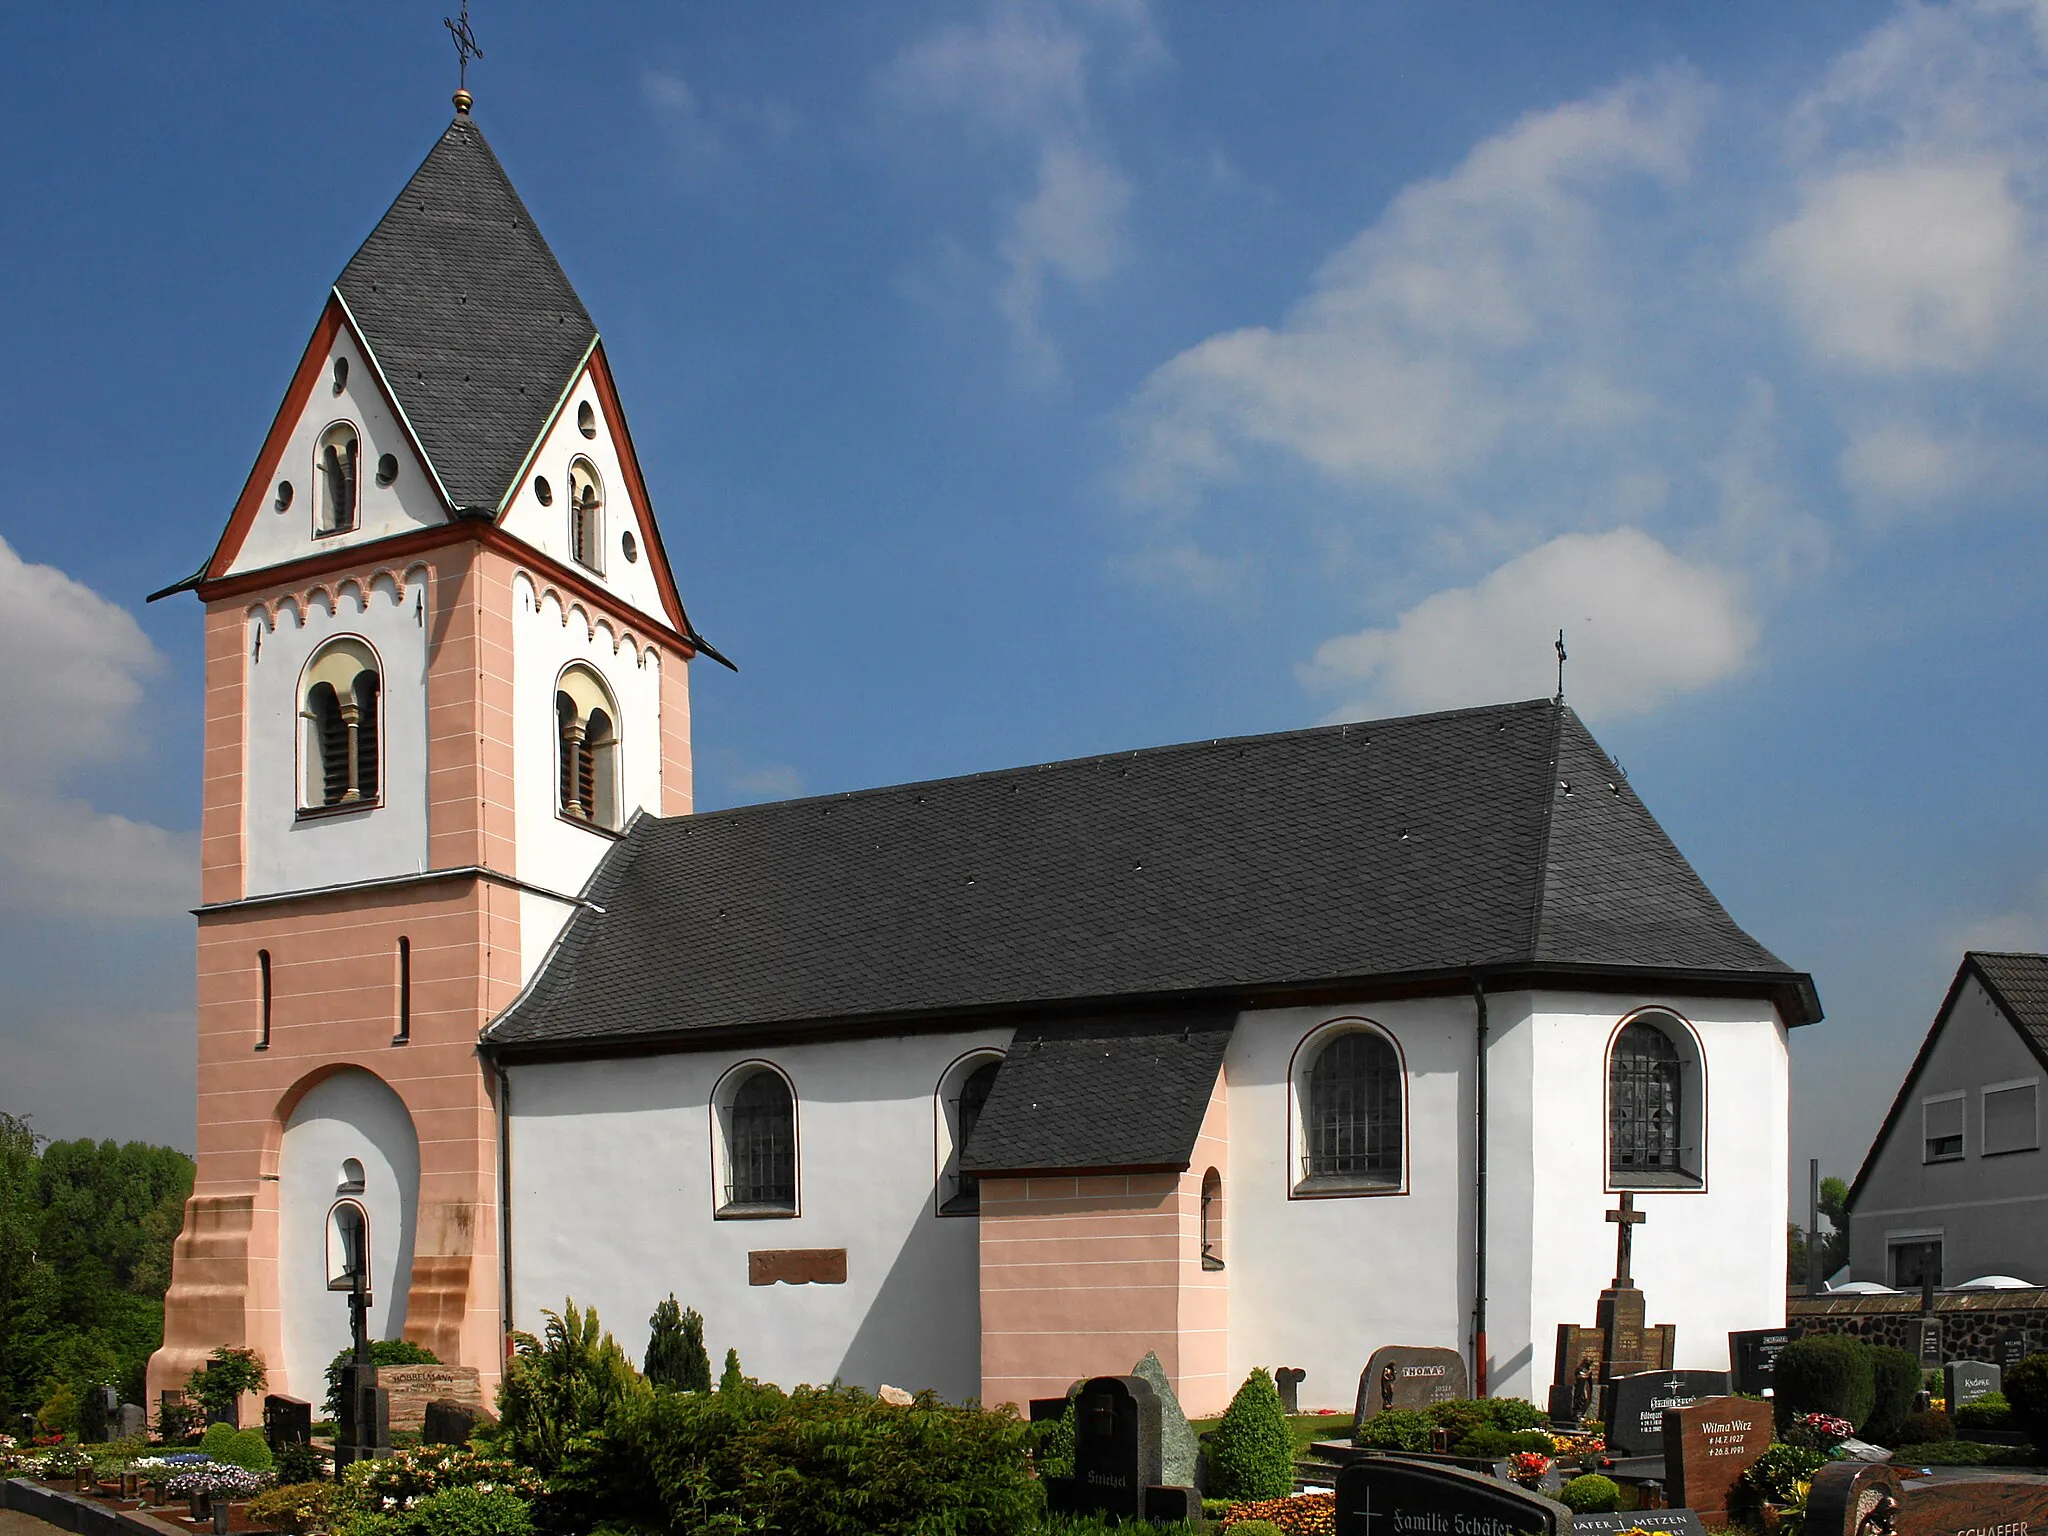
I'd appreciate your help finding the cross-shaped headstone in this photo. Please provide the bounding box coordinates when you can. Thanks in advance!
[1607,1192,1646,1287]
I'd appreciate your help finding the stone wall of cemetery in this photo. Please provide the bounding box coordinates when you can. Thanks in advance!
[1789,1288,2048,1358]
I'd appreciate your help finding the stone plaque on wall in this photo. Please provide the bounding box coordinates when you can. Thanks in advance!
[1353,1346,1469,1422]
[374,1364,484,1434]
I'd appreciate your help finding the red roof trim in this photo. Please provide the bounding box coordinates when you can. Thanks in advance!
[585,343,693,640]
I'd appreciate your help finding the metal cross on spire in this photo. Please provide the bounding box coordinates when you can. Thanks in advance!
[1554,629,1568,704]
[444,1,484,103]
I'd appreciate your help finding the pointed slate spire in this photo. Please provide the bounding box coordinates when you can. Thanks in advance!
[335,114,596,514]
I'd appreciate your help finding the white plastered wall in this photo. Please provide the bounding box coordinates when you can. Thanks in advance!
[497,368,672,629]
[243,567,432,897]
[228,327,446,576]
[507,1027,1012,1402]
[510,573,665,973]
[1513,991,1790,1393]
[278,1068,421,1401]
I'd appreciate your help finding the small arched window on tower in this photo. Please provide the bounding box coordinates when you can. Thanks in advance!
[555,665,619,829]
[1608,1013,1703,1187]
[315,422,360,535]
[300,639,381,811]
[568,457,603,573]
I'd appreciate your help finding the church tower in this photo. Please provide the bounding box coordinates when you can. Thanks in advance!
[147,95,708,1408]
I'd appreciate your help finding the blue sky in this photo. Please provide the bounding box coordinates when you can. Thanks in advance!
[3,2,2045,1211]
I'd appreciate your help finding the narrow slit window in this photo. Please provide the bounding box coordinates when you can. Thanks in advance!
[257,950,272,1049]
[394,937,411,1044]
[1201,1167,1224,1270]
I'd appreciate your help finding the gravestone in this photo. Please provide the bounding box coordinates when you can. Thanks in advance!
[1803,1462,1900,1536]
[1354,1346,1468,1422]
[1131,1350,1199,1491]
[374,1363,485,1433]
[1806,1460,2048,1536]
[1276,1366,1306,1416]
[1333,1457,1568,1536]
[114,1403,146,1441]
[1995,1328,2032,1372]
[1048,1375,1161,1522]
[1604,1369,1730,1459]
[1915,1316,1943,1369]
[1728,1327,1791,1396]
[1550,1194,1677,1423]
[1942,1359,1999,1414]
[1570,1516,1708,1536]
[1661,1395,1770,1523]
[423,1399,494,1447]
[263,1394,312,1448]
[334,1363,391,1469]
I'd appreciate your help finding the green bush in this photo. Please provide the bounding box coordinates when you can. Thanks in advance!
[222,1427,273,1472]
[1354,1407,1432,1452]
[1471,1397,1551,1432]
[1558,1474,1620,1514]
[324,1340,440,1419]
[553,1380,1043,1536]
[1736,1443,1829,1513]
[1207,1368,1294,1502]
[1773,1334,1875,1431]
[1455,1427,1558,1458]
[1201,1498,1233,1520]
[495,1300,646,1478]
[187,1346,266,1426]
[1865,1346,1921,1441]
[2003,1354,2048,1450]
[642,1294,711,1394]
[399,1486,534,1536]
[201,1419,239,1459]
[1035,1396,1076,1480]
[246,1483,336,1534]
[1955,1391,2011,1435]
[273,1440,322,1484]
[1893,1408,1955,1446]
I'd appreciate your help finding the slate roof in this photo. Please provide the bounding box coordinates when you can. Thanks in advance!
[335,114,595,514]
[486,698,1817,1059]
[958,1011,1235,1174]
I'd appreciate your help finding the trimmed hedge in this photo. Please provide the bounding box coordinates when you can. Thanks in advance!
[1773,1334,1875,1432]
[1865,1346,1921,1443]
[2005,1353,2048,1451]
[1558,1474,1620,1514]
[1208,1369,1295,1502]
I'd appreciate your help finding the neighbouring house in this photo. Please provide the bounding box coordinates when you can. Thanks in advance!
[144,92,1819,1421]
[1845,952,2048,1291]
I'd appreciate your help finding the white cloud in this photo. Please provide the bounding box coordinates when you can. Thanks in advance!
[1119,73,1707,505]
[729,763,804,800]
[1302,528,1756,722]
[1757,161,2024,373]
[0,535,193,915]
[642,68,799,167]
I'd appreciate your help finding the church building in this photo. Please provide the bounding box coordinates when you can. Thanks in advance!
[148,98,1819,1420]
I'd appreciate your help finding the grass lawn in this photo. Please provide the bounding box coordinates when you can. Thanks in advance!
[1895,1439,2043,1466]
[1187,1412,1352,1457]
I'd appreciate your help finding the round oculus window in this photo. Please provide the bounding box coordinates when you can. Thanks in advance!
[622,530,638,563]
[332,357,349,394]
[577,401,597,438]
[275,480,294,512]
[534,475,553,506]
[375,453,399,487]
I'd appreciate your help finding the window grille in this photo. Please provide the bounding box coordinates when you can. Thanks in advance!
[1303,1030,1401,1185]
[726,1072,796,1208]
[946,1060,1000,1212]
[1610,1021,1683,1172]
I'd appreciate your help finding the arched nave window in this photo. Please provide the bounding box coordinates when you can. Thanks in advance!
[568,457,603,573]
[301,639,380,811]
[315,422,360,535]
[1200,1167,1224,1270]
[936,1052,1003,1216]
[555,665,619,829]
[1608,1011,1704,1188]
[1293,1023,1405,1195]
[715,1065,798,1216]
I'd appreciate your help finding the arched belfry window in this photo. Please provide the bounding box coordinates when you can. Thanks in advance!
[938,1055,1002,1215]
[315,422,360,535]
[301,639,380,810]
[1294,1025,1404,1194]
[1608,1014,1702,1186]
[555,665,619,829]
[716,1066,797,1216]
[568,458,603,572]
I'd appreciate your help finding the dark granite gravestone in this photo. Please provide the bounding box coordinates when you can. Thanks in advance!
[1354,1346,1469,1422]
[1333,1457,1568,1536]
[1569,1515,1708,1536]
[1604,1369,1730,1459]
[1806,1460,2048,1536]
[1803,1462,1901,1536]
[263,1394,312,1448]
[1662,1395,1770,1523]
[1131,1351,1199,1491]
[1047,1375,1160,1522]
[1915,1316,1943,1368]
[1728,1327,1792,1396]
[423,1398,494,1447]
[114,1403,147,1441]
[1996,1328,2032,1372]
[1942,1359,1999,1411]
[1276,1366,1306,1416]
[334,1363,391,1469]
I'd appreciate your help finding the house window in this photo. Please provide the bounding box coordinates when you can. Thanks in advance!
[938,1054,1002,1215]
[315,422,360,535]
[1610,1021,1684,1175]
[1983,1081,2039,1157]
[1890,1237,1943,1290]
[720,1068,797,1214]
[1296,1026,1403,1193]
[1924,1094,1966,1162]
[257,950,272,1050]
[555,665,620,829]
[1201,1167,1224,1270]
[300,639,381,811]
[568,457,603,572]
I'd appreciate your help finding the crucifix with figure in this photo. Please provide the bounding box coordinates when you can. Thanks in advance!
[1607,1191,1645,1287]
[1546,1191,1676,1423]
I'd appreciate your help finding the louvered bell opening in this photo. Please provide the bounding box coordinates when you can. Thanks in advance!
[309,683,349,805]
[353,674,381,802]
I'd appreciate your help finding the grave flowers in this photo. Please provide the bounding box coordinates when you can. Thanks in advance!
[165,1459,266,1518]
[1734,1442,1828,1527]
[1784,1411,1853,1450]
[1219,1490,1337,1533]
[1507,1450,1554,1488]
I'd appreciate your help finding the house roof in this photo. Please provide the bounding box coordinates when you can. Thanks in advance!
[1846,951,2048,1209]
[334,113,596,514]
[958,1011,1235,1175]
[485,697,1816,1058]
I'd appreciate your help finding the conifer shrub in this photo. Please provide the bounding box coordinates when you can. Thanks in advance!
[1207,1368,1294,1501]
[2003,1354,2048,1450]
[201,1420,238,1459]
[495,1300,646,1478]
[719,1347,746,1393]
[1558,1474,1619,1513]
[643,1294,713,1393]
[1864,1346,1922,1442]
[1772,1334,1875,1432]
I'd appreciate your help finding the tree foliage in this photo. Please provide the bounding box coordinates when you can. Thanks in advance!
[1787,1175,1851,1285]
[495,1300,646,1477]
[0,1111,194,1422]
[642,1294,709,1392]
